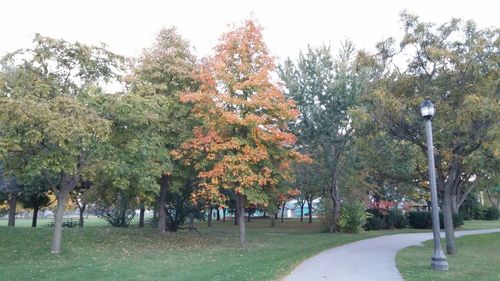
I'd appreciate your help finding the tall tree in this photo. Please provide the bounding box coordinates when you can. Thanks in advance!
[279,43,364,232]
[0,35,121,253]
[88,94,173,229]
[354,12,499,254]
[127,27,198,233]
[0,97,110,252]
[174,20,305,245]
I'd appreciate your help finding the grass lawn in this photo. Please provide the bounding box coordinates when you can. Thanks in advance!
[397,230,500,281]
[0,218,498,281]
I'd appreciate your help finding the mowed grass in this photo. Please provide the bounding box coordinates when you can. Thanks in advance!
[397,230,500,281]
[456,219,500,230]
[0,218,498,281]
[0,217,393,281]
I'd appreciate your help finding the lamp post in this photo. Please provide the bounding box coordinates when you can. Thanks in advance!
[420,99,448,271]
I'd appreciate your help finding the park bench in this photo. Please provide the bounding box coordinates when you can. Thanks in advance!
[45,218,79,228]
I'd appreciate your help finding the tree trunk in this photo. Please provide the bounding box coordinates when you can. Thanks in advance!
[234,205,238,225]
[308,199,313,224]
[443,190,457,255]
[157,173,169,233]
[300,204,304,222]
[330,198,340,233]
[51,190,69,254]
[439,161,461,255]
[153,198,158,220]
[78,201,86,227]
[237,194,246,246]
[247,210,251,222]
[222,207,226,222]
[216,208,220,221]
[118,191,128,226]
[274,211,278,220]
[139,201,145,227]
[188,212,194,231]
[32,203,40,228]
[270,212,276,227]
[329,180,341,233]
[8,193,17,227]
[451,196,458,215]
[207,207,213,227]
[281,202,285,223]
[485,190,498,209]
[262,210,267,217]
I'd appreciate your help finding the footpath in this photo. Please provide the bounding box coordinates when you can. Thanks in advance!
[283,228,500,281]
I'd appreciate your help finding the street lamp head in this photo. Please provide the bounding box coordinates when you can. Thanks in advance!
[420,99,435,119]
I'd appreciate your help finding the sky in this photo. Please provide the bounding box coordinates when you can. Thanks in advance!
[1,0,499,62]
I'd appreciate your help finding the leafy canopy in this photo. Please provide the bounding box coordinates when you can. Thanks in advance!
[174,20,307,206]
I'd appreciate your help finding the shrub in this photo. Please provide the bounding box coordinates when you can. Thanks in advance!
[364,208,387,230]
[408,211,432,229]
[439,212,464,228]
[387,209,407,229]
[409,211,463,229]
[339,201,369,234]
[483,207,500,220]
[364,207,408,230]
[459,194,484,220]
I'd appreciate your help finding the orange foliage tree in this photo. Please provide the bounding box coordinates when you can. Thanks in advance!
[173,20,306,245]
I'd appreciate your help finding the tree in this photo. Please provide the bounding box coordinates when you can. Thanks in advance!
[0,162,22,227]
[293,160,323,223]
[127,27,198,233]
[485,186,500,210]
[0,34,123,100]
[279,43,364,232]
[174,20,305,245]
[0,35,122,253]
[19,178,51,227]
[0,97,110,252]
[70,179,92,227]
[87,93,174,230]
[354,12,499,254]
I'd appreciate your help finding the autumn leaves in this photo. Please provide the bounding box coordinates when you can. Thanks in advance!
[173,21,306,237]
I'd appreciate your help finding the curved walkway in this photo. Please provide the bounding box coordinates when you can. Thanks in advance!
[283,228,500,281]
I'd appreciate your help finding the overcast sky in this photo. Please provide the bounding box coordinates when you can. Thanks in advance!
[1,0,499,61]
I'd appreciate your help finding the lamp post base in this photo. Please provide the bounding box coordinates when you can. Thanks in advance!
[431,256,449,271]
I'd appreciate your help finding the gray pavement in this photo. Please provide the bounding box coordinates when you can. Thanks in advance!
[283,228,500,281]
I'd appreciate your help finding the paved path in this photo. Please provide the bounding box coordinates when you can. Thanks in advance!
[283,228,500,281]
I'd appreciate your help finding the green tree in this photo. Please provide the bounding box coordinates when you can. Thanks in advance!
[0,35,122,253]
[279,43,365,232]
[293,159,324,223]
[354,12,499,254]
[127,27,198,233]
[19,177,51,227]
[0,96,110,252]
[87,94,175,228]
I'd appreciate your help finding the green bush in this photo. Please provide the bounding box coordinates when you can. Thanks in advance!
[483,207,500,220]
[439,212,464,228]
[459,194,484,220]
[408,211,463,229]
[408,211,432,229]
[364,208,407,230]
[387,209,407,229]
[339,201,369,234]
[364,212,387,230]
